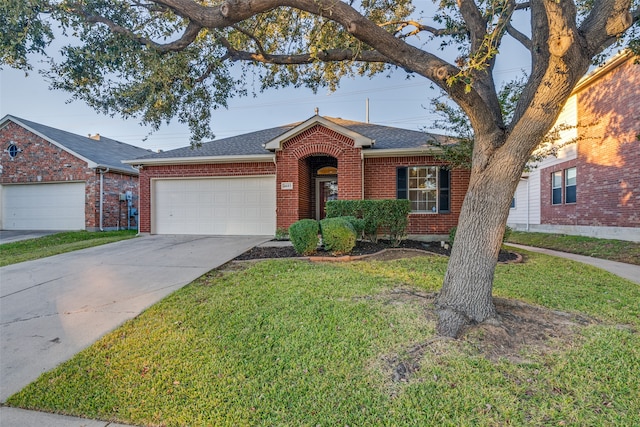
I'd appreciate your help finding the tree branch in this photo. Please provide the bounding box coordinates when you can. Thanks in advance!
[580,0,634,56]
[381,20,465,38]
[506,22,531,50]
[79,10,202,52]
[223,46,391,64]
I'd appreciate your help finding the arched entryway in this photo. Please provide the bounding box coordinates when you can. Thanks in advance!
[302,155,338,220]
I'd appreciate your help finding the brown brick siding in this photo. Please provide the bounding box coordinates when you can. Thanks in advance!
[0,122,139,230]
[136,126,472,236]
[365,156,470,234]
[276,125,363,230]
[540,57,640,228]
[540,159,578,225]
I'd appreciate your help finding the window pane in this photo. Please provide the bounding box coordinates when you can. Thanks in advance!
[565,185,576,203]
[510,197,516,209]
[552,188,562,205]
[552,171,562,188]
[566,167,576,186]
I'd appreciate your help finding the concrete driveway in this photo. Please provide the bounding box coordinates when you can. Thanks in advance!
[0,234,270,402]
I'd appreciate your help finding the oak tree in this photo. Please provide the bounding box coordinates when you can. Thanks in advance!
[2,0,638,336]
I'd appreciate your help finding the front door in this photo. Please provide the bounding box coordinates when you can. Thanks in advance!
[316,178,338,220]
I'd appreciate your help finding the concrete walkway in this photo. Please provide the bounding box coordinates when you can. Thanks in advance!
[506,243,640,284]
[1,234,270,426]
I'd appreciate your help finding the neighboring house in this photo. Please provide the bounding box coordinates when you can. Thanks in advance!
[0,115,150,231]
[507,51,639,242]
[125,115,470,238]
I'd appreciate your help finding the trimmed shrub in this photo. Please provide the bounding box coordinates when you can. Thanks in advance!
[449,226,457,245]
[288,219,319,255]
[340,216,365,238]
[319,217,357,255]
[326,199,410,245]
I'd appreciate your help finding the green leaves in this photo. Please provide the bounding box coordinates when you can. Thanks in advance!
[0,0,53,70]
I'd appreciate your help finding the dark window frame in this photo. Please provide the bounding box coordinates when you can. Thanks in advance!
[396,166,451,214]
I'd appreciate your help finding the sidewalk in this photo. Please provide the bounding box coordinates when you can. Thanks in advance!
[506,243,640,284]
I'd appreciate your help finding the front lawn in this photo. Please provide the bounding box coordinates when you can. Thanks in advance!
[0,230,137,266]
[7,252,640,426]
[506,231,640,265]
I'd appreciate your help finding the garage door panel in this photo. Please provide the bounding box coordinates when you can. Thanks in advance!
[154,177,276,236]
[2,183,85,230]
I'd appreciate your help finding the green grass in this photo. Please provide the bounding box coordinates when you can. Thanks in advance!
[0,230,137,266]
[7,252,640,426]
[506,231,640,265]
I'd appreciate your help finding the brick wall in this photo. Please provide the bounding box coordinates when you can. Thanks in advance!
[365,156,470,234]
[276,125,363,230]
[575,57,639,227]
[0,122,139,230]
[86,171,139,230]
[539,56,639,228]
[137,162,276,233]
[540,159,578,225]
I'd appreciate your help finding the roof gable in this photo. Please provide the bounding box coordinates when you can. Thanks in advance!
[125,116,453,166]
[263,115,374,151]
[1,115,150,174]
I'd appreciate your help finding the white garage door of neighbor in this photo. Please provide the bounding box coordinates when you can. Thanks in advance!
[1,182,85,230]
[153,177,276,235]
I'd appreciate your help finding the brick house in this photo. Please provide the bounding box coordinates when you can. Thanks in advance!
[507,51,639,241]
[0,115,150,231]
[126,115,470,239]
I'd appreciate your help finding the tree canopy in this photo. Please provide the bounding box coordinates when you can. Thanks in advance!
[3,0,638,143]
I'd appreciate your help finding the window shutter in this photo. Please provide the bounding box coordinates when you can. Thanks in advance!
[396,167,408,199]
[439,168,450,213]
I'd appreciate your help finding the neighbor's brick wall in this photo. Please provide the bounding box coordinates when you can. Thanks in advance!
[0,122,92,184]
[575,57,639,227]
[540,56,640,227]
[1,122,139,230]
[85,171,139,230]
[138,162,276,233]
[275,125,363,230]
[364,156,470,234]
[540,159,578,225]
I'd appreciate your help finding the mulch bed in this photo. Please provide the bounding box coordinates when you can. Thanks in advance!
[234,239,520,263]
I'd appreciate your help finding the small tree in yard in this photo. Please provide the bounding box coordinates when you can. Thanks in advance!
[3,0,638,337]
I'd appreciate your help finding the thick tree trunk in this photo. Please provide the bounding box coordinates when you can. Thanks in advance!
[435,158,522,337]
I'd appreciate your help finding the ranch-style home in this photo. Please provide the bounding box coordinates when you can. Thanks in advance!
[0,115,150,231]
[126,115,471,238]
[507,50,639,242]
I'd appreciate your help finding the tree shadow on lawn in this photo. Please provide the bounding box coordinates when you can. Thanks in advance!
[361,288,597,394]
[228,246,601,392]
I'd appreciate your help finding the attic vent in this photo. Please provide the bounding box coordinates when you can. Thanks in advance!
[6,143,21,159]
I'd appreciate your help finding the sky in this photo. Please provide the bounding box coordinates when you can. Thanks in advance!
[0,10,531,154]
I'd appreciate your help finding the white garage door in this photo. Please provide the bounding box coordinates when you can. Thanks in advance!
[1,182,85,230]
[153,177,276,235]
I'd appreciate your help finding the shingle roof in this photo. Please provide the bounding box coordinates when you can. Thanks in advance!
[132,116,453,161]
[2,115,151,174]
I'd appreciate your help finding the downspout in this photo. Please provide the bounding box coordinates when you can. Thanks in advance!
[361,151,365,200]
[98,167,109,231]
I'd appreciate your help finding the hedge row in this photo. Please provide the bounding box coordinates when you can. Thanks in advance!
[325,199,411,246]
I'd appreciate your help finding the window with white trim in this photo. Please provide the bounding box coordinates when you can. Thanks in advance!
[551,167,577,205]
[565,167,576,204]
[552,171,563,205]
[397,166,451,213]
